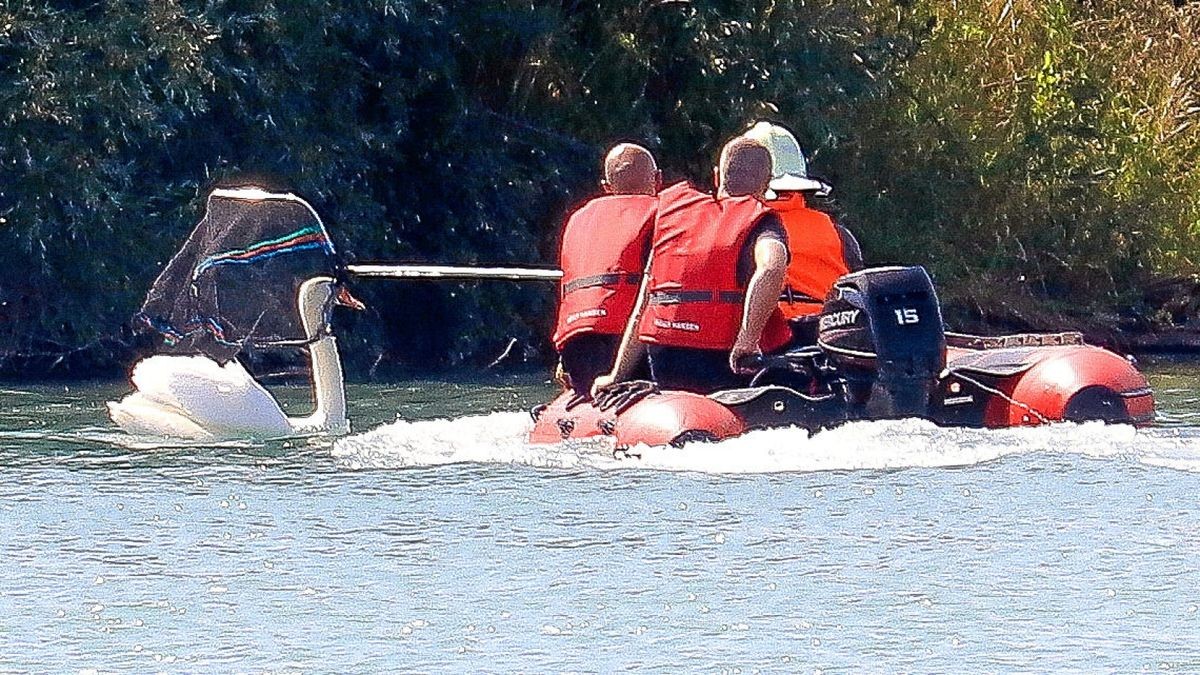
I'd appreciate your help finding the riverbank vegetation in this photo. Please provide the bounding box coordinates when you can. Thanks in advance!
[2,0,1198,376]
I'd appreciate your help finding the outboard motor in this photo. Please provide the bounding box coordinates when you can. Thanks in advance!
[817,267,946,418]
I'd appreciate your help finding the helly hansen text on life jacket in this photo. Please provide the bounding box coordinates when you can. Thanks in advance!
[552,194,657,350]
[637,182,790,351]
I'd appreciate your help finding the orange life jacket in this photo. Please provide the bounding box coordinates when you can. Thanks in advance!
[637,183,790,352]
[552,194,657,350]
[772,193,850,319]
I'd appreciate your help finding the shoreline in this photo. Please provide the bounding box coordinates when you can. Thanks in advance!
[3,327,1200,383]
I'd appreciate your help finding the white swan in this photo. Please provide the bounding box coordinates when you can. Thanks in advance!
[107,276,360,440]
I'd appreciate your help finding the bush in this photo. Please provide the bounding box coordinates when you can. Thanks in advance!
[1,0,1197,376]
[836,0,1200,329]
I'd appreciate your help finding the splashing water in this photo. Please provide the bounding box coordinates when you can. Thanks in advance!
[333,410,1200,474]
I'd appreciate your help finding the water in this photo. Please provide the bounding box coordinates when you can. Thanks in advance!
[2,362,1200,672]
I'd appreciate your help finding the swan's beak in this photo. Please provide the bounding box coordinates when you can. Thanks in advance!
[335,286,366,311]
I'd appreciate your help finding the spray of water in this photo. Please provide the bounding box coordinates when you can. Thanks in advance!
[332,412,1200,474]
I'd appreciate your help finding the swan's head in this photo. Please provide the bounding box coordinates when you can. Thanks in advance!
[298,276,365,337]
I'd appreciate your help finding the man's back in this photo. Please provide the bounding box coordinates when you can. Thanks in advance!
[553,143,661,395]
[634,183,790,392]
[553,194,657,347]
[772,193,857,320]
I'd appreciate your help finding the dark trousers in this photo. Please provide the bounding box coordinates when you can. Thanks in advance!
[560,334,650,396]
[560,334,618,396]
[646,345,748,394]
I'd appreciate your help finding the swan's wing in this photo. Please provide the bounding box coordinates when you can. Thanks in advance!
[122,355,292,438]
[107,393,215,439]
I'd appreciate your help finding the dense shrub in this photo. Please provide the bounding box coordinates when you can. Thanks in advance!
[0,1,1197,376]
[837,1,1200,329]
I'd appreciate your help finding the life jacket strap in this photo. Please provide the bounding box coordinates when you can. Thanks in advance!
[649,290,744,305]
[562,272,641,295]
[780,287,823,305]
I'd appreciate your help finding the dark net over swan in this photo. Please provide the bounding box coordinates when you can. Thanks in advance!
[136,188,340,363]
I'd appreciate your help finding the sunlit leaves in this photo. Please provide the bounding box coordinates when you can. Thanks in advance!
[2,0,1198,373]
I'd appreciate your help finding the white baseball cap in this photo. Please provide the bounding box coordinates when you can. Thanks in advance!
[742,121,831,198]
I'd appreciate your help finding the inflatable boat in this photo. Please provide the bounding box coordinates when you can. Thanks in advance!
[529,267,1155,448]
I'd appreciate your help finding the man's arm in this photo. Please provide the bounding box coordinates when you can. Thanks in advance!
[838,224,864,272]
[729,234,788,373]
[591,262,651,395]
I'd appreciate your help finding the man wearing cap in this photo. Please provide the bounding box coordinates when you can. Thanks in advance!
[742,121,863,345]
[551,143,660,396]
[593,136,791,394]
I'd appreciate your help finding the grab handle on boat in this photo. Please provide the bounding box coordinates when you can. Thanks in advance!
[737,353,809,373]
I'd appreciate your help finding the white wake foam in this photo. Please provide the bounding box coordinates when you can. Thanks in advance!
[331,412,1200,474]
[331,412,611,471]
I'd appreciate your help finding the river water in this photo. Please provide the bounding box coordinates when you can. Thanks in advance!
[2,360,1200,672]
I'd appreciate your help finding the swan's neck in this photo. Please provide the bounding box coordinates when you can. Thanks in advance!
[288,278,349,434]
[290,333,347,433]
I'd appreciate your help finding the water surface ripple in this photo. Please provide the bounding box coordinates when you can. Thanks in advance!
[1,363,1199,672]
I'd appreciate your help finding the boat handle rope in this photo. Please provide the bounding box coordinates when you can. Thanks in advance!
[950,371,1051,425]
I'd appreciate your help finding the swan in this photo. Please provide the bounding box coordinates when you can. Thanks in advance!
[107,276,362,440]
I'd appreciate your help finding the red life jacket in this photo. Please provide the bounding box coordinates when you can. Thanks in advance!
[552,194,657,350]
[772,193,850,320]
[637,183,790,352]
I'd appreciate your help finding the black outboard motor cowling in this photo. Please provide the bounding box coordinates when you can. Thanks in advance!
[817,267,946,418]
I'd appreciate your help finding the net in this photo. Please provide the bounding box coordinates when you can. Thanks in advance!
[137,187,339,363]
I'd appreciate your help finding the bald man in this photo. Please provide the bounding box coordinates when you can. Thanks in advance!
[595,137,791,394]
[551,143,661,395]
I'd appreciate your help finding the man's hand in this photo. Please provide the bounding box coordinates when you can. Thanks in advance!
[729,336,761,375]
[591,373,617,398]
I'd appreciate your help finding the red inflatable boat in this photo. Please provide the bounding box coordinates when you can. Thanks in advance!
[530,267,1155,448]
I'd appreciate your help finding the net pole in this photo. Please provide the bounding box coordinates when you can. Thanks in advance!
[345,264,563,282]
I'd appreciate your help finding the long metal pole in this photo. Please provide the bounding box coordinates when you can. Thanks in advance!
[346,264,562,282]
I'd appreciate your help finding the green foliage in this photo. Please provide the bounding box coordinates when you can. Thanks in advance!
[836,0,1200,327]
[1,0,1198,375]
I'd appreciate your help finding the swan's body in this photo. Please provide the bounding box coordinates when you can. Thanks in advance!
[108,277,350,440]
